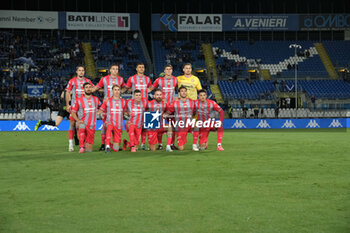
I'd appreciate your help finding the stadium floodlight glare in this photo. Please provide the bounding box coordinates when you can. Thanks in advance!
[289,44,302,111]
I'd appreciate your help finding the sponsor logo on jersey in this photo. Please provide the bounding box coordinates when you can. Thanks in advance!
[84,107,96,113]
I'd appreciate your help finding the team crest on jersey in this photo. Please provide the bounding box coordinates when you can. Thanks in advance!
[191,79,194,82]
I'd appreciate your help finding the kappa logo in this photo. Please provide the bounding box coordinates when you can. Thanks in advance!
[282,120,296,128]
[328,119,343,128]
[256,120,271,128]
[143,111,161,129]
[306,120,320,128]
[13,121,30,131]
[41,125,59,131]
[231,120,246,128]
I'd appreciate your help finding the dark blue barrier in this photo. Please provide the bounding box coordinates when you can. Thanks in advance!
[223,118,348,129]
[0,118,348,131]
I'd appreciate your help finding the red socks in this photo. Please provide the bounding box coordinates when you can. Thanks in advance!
[217,127,223,144]
[193,131,199,144]
[78,128,85,148]
[68,129,75,140]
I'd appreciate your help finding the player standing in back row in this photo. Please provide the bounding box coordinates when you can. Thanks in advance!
[92,64,125,151]
[125,63,152,150]
[66,66,94,152]
[177,63,202,101]
[177,63,202,150]
[148,64,178,150]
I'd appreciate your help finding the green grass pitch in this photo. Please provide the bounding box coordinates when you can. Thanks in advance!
[0,129,349,233]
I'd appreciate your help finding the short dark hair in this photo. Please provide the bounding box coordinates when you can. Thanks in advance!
[182,63,192,69]
[136,62,145,68]
[76,65,85,71]
[134,89,141,94]
[110,64,119,69]
[154,88,162,94]
[179,86,187,92]
[83,82,91,88]
[198,89,207,95]
[112,84,120,90]
[164,64,173,70]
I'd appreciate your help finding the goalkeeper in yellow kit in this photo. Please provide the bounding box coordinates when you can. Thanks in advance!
[177,63,202,100]
[176,63,202,151]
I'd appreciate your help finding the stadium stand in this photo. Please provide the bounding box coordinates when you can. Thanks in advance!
[323,41,350,68]
[1,31,350,120]
[153,39,206,76]
[283,80,350,99]
[93,38,146,78]
[218,80,275,100]
[0,31,147,118]
[212,40,329,78]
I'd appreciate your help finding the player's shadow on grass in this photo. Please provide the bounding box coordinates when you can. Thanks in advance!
[0,147,212,162]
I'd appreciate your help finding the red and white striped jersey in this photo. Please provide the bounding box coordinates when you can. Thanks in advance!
[147,99,167,131]
[99,98,126,130]
[167,98,195,130]
[195,99,224,123]
[72,96,100,129]
[125,74,152,99]
[147,99,167,113]
[97,75,125,99]
[126,98,148,128]
[66,77,94,104]
[152,76,178,104]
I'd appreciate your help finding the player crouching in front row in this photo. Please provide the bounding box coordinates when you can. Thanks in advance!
[123,90,148,152]
[98,85,126,153]
[146,88,167,151]
[166,86,196,151]
[71,83,101,153]
[195,89,225,151]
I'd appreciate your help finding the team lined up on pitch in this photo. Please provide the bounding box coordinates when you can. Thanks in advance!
[35,63,225,153]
